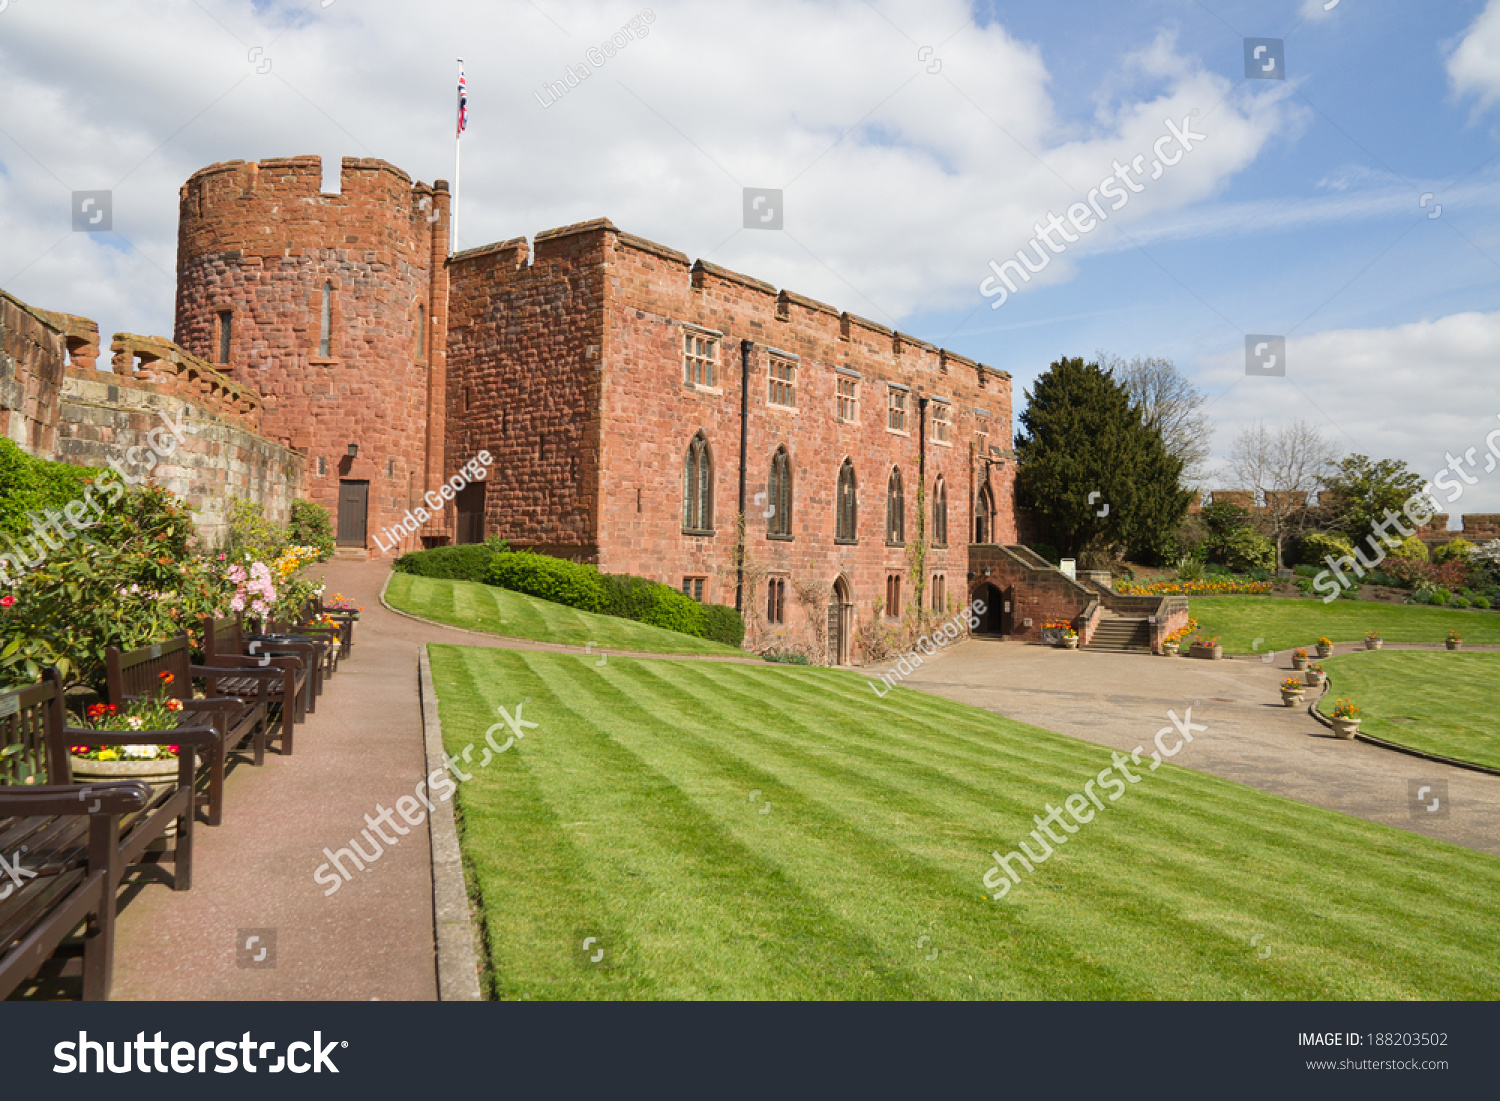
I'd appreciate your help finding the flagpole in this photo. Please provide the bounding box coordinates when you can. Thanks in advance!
[453,58,463,254]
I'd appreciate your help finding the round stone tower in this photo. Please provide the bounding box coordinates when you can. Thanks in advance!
[174,155,451,555]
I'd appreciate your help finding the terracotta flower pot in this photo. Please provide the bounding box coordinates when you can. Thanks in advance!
[1331,717,1360,740]
[70,754,180,840]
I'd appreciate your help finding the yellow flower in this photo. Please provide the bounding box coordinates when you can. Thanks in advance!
[97,749,120,761]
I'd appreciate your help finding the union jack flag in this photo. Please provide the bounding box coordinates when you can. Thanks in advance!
[457,65,468,137]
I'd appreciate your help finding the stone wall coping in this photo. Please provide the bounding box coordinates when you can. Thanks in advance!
[691,258,778,297]
[533,216,619,244]
[777,288,841,318]
[616,231,691,267]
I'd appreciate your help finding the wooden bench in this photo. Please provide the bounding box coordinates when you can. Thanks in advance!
[202,614,309,742]
[105,637,269,827]
[0,781,148,1000]
[3,669,220,892]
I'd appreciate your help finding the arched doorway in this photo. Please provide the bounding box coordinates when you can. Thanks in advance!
[828,576,852,664]
[972,582,1007,635]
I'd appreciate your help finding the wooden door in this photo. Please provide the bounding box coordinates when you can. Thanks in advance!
[455,481,486,544]
[337,480,369,546]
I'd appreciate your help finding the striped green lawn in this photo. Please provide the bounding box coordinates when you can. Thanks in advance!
[1319,650,1500,771]
[429,644,1500,1000]
[1189,595,1500,654]
[385,572,745,657]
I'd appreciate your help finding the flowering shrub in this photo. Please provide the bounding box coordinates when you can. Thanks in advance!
[1447,629,1462,642]
[323,592,362,613]
[1331,698,1360,720]
[226,560,277,618]
[1307,663,1324,675]
[1163,617,1199,645]
[1317,637,1333,648]
[1366,631,1381,640]
[71,671,183,759]
[1118,578,1273,596]
[1293,647,1309,659]
[1191,636,1220,648]
[1281,677,1305,692]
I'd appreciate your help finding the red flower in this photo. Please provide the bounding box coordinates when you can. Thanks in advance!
[159,671,175,685]
[168,746,179,755]
[71,746,90,755]
[0,595,14,608]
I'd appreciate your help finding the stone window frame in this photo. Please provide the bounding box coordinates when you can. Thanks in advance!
[886,383,909,435]
[766,575,788,625]
[975,482,995,544]
[682,576,708,602]
[311,279,342,364]
[885,573,902,618]
[766,347,798,411]
[216,310,233,365]
[316,456,327,477]
[932,475,948,547]
[767,445,793,540]
[681,323,722,392]
[835,458,858,545]
[835,370,859,424]
[413,299,427,362]
[929,396,952,446]
[931,573,946,612]
[683,430,715,535]
[886,466,905,546]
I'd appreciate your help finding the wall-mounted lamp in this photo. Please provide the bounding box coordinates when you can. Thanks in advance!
[983,567,991,577]
[347,443,359,459]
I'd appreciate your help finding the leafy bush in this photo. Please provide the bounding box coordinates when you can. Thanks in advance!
[0,440,101,545]
[224,497,288,563]
[1473,595,1491,609]
[1385,535,1429,562]
[1452,596,1471,608]
[1433,538,1476,565]
[393,543,499,581]
[1221,528,1276,573]
[599,572,662,621]
[1292,563,1319,578]
[1430,588,1452,606]
[1363,569,1399,588]
[288,499,335,561]
[1245,567,1273,582]
[1408,589,1433,605]
[1173,555,1205,582]
[762,649,810,664]
[1204,562,1233,576]
[485,552,608,612]
[701,602,746,647]
[638,585,709,636]
[1295,531,1355,568]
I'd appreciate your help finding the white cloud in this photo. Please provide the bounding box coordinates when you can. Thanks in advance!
[1448,0,1500,112]
[0,0,1287,344]
[1198,310,1500,517]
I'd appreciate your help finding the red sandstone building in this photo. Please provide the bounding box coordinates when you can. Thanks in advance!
[173,155,1034,660]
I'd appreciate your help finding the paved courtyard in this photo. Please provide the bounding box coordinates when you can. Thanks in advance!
[894,637,1500,855]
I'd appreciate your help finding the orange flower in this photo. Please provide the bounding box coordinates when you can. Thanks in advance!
[159,671,175,684]
[167,699,183,712]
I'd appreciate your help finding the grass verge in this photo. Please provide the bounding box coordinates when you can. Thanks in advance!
[1318,650,1500,771]
[384,572,745,657]
[430,644,1500,1000]
[1188,596,1500,654]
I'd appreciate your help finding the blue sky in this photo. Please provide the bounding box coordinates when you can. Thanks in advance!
[2,0,1498,515]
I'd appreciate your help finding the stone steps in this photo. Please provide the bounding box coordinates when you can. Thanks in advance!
[1086,617,1152,652]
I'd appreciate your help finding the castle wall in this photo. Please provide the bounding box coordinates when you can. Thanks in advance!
[597,225,1016,654]
[1,289,68,456]
[174,156,449,555]
[445,225,606,558]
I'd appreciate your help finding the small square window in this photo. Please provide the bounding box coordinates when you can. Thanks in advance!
[316,456,327,477]
[887,388,908,433]
[768,358,796,408]
[683,331,718,388]
[836,377,858,423]
[682,576,706,602]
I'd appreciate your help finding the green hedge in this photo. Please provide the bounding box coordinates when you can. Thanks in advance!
[289,499,336,561]
[477,551,745,647]
[486,551,608,612]
[393,543,500,581]
[0,439,99,543]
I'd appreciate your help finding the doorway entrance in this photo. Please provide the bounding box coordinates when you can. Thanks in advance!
[336,480,369,547]
[973,582,1006,635]
[827,576,852,664]
[455,480,486,544]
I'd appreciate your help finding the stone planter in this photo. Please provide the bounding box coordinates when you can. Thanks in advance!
[1190,643,1223,660]
[1365,639,1382,650]
[1061,636,1079,650]
[1304,671,1325,688]
[1291,654,1309,670]
[1446,640,1461,651]
[1163,643,1180,658]
[70,754,181,840]
[1039,627,1064,646]
[1316,643,1333,659]
[1330,717,1360,740]
[1281,690,1305,708]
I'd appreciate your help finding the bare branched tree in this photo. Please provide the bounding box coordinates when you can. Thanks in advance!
[1097,352,1213,488]
[1227,420,1343,570]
